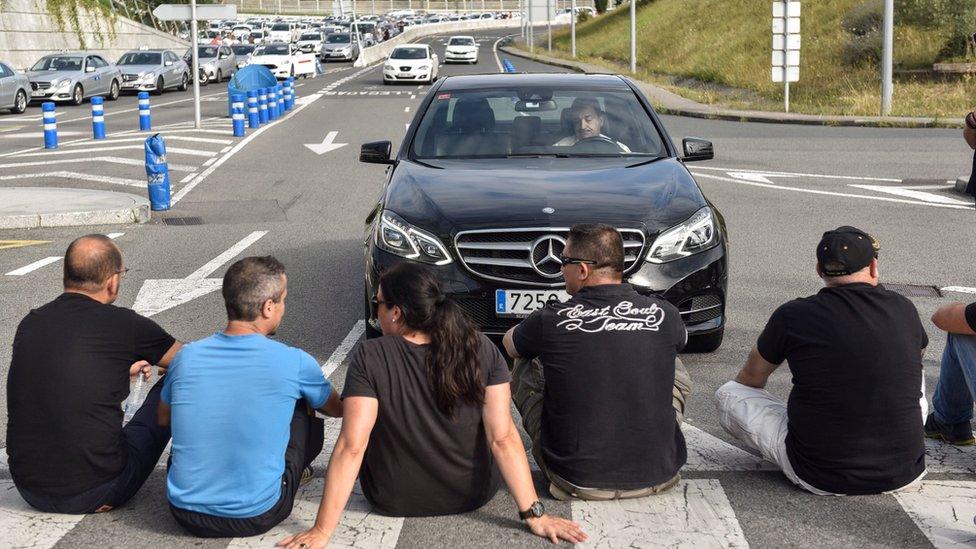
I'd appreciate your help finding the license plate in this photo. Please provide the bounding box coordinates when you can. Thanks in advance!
[31,90,46,97]
[398,72,412,77]
[495,289,570,317]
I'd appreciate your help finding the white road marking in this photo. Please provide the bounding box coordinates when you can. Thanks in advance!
[405,123,410,130]
[202,157,217,167]
[61,135,233,147]
[694,165,901,183]
[727,171,782,184]
[848,184,972,206]
[894,481,976,547]
[0,156,197,172]
[16,145,216,158]
[404,106,410,113]
[682,423,776,471]
[179,172,197,184]
[924,438,976,474]
[572,479,749,548]
[942,286,976,295]
[321,320,366,378]
[409,94,416,100]
[691,171,973,211]
[132,230,268,317]
[0,171,145,187]
[0,480,87,548]
[0,131,87,139]
[492,34,510,72]
[304,131,348,155]
[5,256,63,276]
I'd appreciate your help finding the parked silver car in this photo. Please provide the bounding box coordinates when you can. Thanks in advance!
[117,49,189,96]
[184,45,237,83]
[27,53,121,105]
[0,60,29,113]
[320,33,360,62]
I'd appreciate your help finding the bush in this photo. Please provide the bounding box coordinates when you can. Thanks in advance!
[842,0,883,36]
[577,10,591,23]
[842,31,882,67]
[895,0,976,59]
[841,1,882,67]
[594,0,608,14]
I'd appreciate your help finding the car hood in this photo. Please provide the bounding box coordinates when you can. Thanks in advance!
[384,157,707,237]
[27,71,81,82]
[322,43,352,50]
[388,58,430,66]
[117,64,162,75]
[251,54,291,63]
[447,45,477,51]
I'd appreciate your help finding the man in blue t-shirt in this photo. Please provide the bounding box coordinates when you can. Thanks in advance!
[925,301,976,445]
[160,256,342,538]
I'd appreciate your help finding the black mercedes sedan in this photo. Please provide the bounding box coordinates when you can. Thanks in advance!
[360,73,728,352]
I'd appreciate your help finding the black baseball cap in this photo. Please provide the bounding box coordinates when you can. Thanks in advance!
[816,226,880,277]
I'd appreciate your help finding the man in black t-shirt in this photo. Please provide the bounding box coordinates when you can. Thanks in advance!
[715,226,927,496]
[6,234,181,514]
[503,224,689,501]
[925,300,976,445]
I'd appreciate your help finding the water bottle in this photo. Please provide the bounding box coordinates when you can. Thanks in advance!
[123,374,146,423]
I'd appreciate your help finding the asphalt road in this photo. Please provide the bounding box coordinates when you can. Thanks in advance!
[1,27,974,548]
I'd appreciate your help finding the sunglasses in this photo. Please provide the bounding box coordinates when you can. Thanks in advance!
[116,267,130,279]
[370,296,390,308]
[558,254,597,267]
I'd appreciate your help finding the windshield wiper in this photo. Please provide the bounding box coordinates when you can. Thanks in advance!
[505,153,572,158]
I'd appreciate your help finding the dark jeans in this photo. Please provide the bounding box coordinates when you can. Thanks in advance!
[169,402,324,538]
[16,379,171,514]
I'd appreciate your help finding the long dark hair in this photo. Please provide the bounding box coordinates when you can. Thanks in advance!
[379,262,484,416]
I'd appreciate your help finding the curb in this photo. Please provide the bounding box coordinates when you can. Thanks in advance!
[498,45,966,129]
[0,188,151,230]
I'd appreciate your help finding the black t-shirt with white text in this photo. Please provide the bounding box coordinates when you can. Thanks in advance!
[6,293,175,495]
[342,334,510,517]
[757,283,927,495]
[512,283,687,490]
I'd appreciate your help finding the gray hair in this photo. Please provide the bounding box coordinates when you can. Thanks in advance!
[222,256,287,321]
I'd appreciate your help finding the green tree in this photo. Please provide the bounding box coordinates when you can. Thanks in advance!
[594,0,608,14]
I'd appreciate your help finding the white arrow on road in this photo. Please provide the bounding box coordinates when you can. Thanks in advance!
[132,231,268,317]
[304,130,347,155]
[726,171,795,184]
[848,184,972,206]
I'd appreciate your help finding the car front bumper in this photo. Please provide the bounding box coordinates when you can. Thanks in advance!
[365,240,728,337]
[383,69,431,81]
[321,51,354,60]
[445,51,477,61]
[29,87,73,101]
[121,80,158,91]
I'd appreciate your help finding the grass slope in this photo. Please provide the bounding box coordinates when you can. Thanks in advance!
[547,0,973,117]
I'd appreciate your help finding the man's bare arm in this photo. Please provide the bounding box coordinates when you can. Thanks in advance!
[157,341,183,371]
[502,327,521,359]
[965,124,976,150]
[317,391,343,418]
[734,347,781,389]
[157,401,171,427]
[932,303,976,336]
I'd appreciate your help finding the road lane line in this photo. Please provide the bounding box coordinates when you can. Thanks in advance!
[691,171,973,211]
[0,156,196,172]
[693,165,902,183]
[848,184,972,206]
[572,479,748,548]
[321,320,366,378]
[942,286,976,295]
[681,423,776,471]
[61,135,233,147]
[894,481,976,547]
[404,106,410,113]
[180,172,198,184]
[5,256,62,276]
[0,171,145,187]
[410,94,416,100]
[16,145,217,158]
[492,34,508,72]
[0,480,87,549]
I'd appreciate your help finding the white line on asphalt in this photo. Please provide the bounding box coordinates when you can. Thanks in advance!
[848,184,972,206]
[492,34,510,72]
[61,135,233,147]
[220,146,232,153]
[321,320,366,378]
[0,480,88,549]
[5,256,63,276]
[0,156,196,172]
[681,423,776,471]
[409,94,416,100]
[893,481,976,547]
[692,165,902,183]
[405,123,410,130]
[16,145,217,158]
[55,91,229,126]
[404,106,410,113]
[0,171,145,188]
[202,157,217,167]
[942,286,976,295]
[180,172,197,184]
[0,131,87,139]
[691,171,974,211]
[572,479,749,548]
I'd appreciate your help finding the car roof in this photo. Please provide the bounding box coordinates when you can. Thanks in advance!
[448,35,475,39]
[394,43,430,49]
[437,73,629,91]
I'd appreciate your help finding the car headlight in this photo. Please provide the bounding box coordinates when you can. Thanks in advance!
[54,79,70,89]
[384,63,394,70]
[417,65,430,71]
[140,73,156,82]
[376,211,452,265]
[645,207,719,264]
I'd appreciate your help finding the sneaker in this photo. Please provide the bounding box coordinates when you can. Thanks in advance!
[924,413,975,446]
[299,466,315,486]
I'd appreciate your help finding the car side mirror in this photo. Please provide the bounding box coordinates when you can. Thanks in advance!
[681,137,714,162]
[360,140,394,164]
[219,54,229,59]
[85,66,95,73]
[164,61,173,66]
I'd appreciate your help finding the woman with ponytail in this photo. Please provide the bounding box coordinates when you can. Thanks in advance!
[278,263,586,548]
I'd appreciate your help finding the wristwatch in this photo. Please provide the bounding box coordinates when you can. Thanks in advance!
[518,500,545,521]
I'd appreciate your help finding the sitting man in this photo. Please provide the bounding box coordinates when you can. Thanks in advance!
[924,301,976,445]
[161,256,342,537]
[553,97,631,152]
[7,234,181,514]
[715,226,927,495]
[503,223,690,500]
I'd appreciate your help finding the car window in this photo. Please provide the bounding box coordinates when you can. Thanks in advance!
[300,33,321,40]
[231,45,255,55]
[197,46,219,58]
[257,44,290,55]
[390,47,427,60]
[412,87,665,159]
[0,63,11,78]
[31,56,84,71]
[271,23,290,30]
[94,56,109,68]
[449,38,475,46]
[118,52,162,65]
[326,33,350,43]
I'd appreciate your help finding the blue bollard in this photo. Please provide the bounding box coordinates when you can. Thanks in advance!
[231,94,245,137]
[91,96,105,139]
[41,102,58,149]
[276,83,285,114]
[284,77,294,111]
[246,90,260,128]
[267,87,278,120]
[144,134,171,211]
[258,88,269,124]
[138,91,151,131]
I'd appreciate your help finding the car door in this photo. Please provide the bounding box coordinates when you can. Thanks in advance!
[95,56,115,93]
[164,52,180,87]
[82,56,101,96]
[0,63,12,108]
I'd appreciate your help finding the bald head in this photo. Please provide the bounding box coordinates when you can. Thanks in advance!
[63,235,123,292]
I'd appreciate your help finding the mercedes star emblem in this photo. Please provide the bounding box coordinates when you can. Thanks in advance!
[530,235,566,278]
[542,207,555,214]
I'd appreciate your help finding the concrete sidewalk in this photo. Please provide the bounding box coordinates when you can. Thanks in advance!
[0,188,150,229]
[498,45,967,129]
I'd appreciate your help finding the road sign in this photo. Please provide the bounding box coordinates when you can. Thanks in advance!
[771,1,800,111]
[152,3,237,21]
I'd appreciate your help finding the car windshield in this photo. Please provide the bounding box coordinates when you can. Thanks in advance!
[449,38,475,46]
[326,34,350,43]
[31,56,83,71]
[391,47,427,59]
[257,44,290,55]
[300,33,320,40]
[231,45,255,55]
[271,23,290,30]
[411,86,666,159]
[196,47,219,58]
[117,52,162,65]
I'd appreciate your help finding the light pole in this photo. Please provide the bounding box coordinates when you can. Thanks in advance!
[570,0,575,57]
[881,0,893,115]
[547,0,551,51]
[190,0,201,129]
[629,0,636,73]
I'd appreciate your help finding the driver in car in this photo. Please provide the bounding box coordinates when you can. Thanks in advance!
[553,98,631,152]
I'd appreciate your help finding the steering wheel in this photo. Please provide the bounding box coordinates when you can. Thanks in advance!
[570,135,623,153]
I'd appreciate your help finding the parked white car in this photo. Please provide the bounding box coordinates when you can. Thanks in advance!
[444,35,478,64]
[248,42,316,79]
[296,31,325,54]
[268,22,295,43]
[383,44,438,85]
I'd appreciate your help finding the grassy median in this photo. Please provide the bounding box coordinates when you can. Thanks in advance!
[543,0,976,118]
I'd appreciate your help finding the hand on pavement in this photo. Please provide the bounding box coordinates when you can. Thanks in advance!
[526,514,588,544]
[276,527,332,549]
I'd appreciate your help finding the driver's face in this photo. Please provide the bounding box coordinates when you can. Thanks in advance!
[571,106,603,140]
